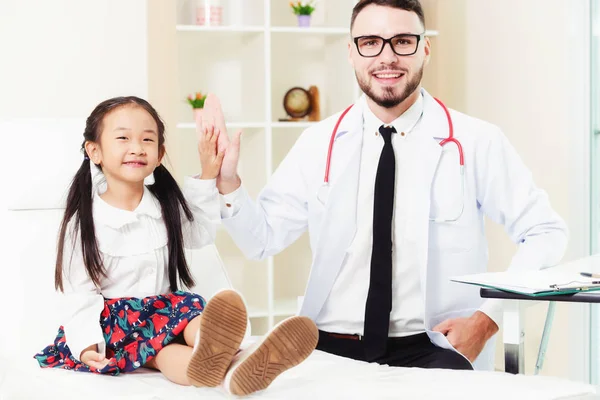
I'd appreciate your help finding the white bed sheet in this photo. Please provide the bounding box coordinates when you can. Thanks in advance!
[1,348,597,400]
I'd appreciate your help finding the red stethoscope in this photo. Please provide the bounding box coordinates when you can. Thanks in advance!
[319,97,465,222]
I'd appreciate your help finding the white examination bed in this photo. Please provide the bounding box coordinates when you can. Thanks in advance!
[0,348,598,400]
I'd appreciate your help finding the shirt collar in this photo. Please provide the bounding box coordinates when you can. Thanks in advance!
[93,185,162,230]
[362,92,424,138]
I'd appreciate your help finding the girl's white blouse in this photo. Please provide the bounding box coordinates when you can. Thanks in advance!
[60,177,220,361]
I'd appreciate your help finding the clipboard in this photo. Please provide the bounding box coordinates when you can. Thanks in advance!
[450,270,600,297]
[457,281,600,297]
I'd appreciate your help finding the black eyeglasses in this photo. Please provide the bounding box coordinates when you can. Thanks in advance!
[353,33,424,57]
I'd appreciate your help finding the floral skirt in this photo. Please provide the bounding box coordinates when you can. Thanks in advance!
[34,290,206,375]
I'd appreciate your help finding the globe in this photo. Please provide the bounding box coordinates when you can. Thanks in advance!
[284,87,311,118]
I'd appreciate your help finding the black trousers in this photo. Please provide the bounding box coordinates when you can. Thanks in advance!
[317,330,473,370]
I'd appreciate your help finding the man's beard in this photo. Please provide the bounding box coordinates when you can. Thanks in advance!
[356,64,424,109]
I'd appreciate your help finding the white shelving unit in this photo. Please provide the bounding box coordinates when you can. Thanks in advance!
[156,0,438,335]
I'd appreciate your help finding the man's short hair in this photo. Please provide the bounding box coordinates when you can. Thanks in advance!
[350,0,426,31]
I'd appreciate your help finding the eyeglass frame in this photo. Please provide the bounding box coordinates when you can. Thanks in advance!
[352,33,425,58]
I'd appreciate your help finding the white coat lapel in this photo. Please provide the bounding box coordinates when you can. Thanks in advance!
[405,89,450,313]
[300,102,364,319]
[300,90,448,320]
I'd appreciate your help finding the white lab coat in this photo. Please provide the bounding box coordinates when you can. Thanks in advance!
[222,88,568,370]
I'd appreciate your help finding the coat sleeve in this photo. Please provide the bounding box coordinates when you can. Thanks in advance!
[475,127,568,325]
[60,223,106,362]
[220,131,311,260]
[181,177,220,249]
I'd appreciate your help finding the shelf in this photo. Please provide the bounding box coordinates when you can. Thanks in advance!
[271,121,317,128]
[175,25,439,37]
[273,298,299,317]
[177,122,316,129]
[270,27,439,36]
[247,302,297,318]
[248,307,269,319]
[270,26,348,34]
[242,300,299,318]
[246,301,298,319]
[176,122,266,129]
[176,25,264,33]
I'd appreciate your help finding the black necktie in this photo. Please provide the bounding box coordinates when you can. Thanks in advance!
[364,125,396,361]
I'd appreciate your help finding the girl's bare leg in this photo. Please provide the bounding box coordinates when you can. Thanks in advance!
[147,291,247,387]
[183,314,202,347]
[144,344,193,385]
[143,315,202,384]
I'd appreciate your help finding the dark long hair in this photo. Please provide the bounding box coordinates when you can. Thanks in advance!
[55,96,195,292]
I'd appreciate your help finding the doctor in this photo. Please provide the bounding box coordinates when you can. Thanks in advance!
[197,0,568,370]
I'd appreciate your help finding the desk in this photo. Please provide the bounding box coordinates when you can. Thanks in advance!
[481,289,600,303]
[480,288,600,375]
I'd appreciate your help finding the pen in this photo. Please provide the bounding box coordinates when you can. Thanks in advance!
[580,272,600,278]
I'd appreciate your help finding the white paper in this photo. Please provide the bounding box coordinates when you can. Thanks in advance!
[451,269,600,294]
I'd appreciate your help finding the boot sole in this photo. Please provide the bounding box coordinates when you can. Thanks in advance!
[229,316,318,396]
[186,290,247,387]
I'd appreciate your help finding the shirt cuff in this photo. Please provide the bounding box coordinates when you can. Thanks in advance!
[184,176,217,193]
[220,186,243,218]
[478,298,503,328]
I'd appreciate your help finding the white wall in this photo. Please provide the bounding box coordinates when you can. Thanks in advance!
[0,0,148,119]
[423,0,592,381]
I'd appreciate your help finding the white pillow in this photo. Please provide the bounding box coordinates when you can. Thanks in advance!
[0,210,64,361]
[3,118,86,210]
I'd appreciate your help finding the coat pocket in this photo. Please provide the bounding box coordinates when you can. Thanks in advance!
[428,220,476,253]
[429,307,479,330]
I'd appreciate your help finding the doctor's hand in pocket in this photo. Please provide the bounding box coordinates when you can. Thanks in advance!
[432,311,499,362]
[195,94,242,193]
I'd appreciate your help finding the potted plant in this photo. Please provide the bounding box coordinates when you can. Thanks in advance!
[187,92,207,120]
[290,1,316,27]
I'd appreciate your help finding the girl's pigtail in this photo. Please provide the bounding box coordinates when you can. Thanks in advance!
[55,159,104,292]
[148,164,195,291]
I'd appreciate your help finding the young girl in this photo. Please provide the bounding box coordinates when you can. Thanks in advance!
[34,96,318,396]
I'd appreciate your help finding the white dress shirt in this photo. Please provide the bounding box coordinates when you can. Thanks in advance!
[61,177,220,361]
[221,95,427,337]
[316,94,426,337]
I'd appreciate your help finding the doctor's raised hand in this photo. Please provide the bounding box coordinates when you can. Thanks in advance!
[194,94,242,193]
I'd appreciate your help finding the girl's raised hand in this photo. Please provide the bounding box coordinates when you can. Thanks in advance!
[199,125,225,180]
